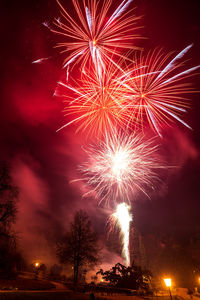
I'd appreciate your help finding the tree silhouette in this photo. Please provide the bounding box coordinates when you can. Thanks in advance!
[97,262,152,290]
[0,162,19,277]
[57,210,99,284]
[0,162,18,230]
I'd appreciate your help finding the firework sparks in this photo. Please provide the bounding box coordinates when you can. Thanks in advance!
[55,44,199,136]
[52,0,141,73]
[56,63,131,135]
[42,21,51,30]
[111,203,132,266]
[121,45,200,136]
[79,131,165,206]
[32,57,51,64]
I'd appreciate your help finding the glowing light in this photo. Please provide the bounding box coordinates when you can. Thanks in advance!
[35,262,40,268]
[111,149,129,182]
[52,0,141,72]
[164,278,172,287]
[79,131,165,206]
[112,203,132,266]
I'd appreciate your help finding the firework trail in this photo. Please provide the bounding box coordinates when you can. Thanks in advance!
[32,57,51,64]
[120,45,200,136]
[79,131,165,206]
[52,0,141,75]
[110,203,132,266]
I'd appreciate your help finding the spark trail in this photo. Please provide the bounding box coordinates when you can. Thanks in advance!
[111,203,132,266]
[32,57,51,64]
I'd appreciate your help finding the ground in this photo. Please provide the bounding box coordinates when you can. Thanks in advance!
[0,291,94,300]
[0,277,55,290]
[0,276,199,300]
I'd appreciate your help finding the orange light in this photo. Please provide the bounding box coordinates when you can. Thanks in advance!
[35,262,40,268]
[164,278,171,287]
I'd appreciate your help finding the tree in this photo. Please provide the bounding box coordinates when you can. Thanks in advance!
[0,162,18,230]
[0,162,19,277]
[57,210,99,284]
[97,262,152,291]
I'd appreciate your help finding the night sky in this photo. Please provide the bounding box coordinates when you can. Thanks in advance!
[1,0,200,268]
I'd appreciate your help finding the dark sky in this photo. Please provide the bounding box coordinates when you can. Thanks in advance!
[1,0,200,266]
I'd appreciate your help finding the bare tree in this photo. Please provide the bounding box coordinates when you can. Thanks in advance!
[57,210,99,284]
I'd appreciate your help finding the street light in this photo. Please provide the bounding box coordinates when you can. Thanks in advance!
[34,262,40,280]
[164,278,172,300]
[35,262,40,268]
[164,278,171,287]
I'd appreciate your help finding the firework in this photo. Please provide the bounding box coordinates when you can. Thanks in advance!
[52,0,141,73]
[121,45,200,136]
[56,63,132,135]
[79,131,165,206]
[56,44,199,136]
[32,57,51,64]
[110,203,132,266]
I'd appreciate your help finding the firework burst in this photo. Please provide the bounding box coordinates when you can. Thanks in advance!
[52,0,141,73]
[56,45,199,136]
[79,131,165,206]
[57,63,132,135]
[121,45,200,136]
